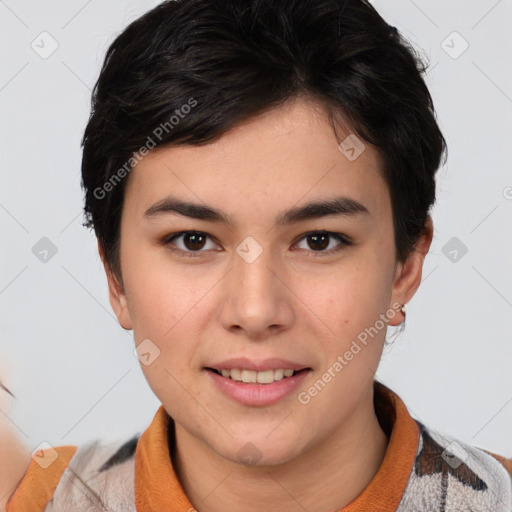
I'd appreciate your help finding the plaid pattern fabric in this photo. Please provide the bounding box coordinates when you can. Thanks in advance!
[7,382,512,512]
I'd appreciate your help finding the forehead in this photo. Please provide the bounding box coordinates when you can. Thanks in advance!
[123,98,390,223]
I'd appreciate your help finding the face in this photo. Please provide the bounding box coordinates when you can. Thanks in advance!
[102,97,431,466]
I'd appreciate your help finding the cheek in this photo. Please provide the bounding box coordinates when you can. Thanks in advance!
[298,262,389,324]
[122,246,208,370]
[292,257,392,359]
[138,355,194,424]
[121,244,193,336]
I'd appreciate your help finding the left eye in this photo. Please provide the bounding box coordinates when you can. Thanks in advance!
[162,230,352,257]
[295,231,352,255]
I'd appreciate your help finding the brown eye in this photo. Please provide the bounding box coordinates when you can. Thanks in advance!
[307,233,330,251]
[182,232,207,251]
[296,231,352,255]
[162,231,218,257]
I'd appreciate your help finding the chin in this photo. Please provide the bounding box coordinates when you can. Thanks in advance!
[218,435,304,468]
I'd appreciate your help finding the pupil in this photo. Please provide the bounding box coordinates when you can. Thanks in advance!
[185,232,206,250]
[309,233,328,250]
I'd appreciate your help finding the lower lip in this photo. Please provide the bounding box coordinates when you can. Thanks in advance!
[205,369,311,406]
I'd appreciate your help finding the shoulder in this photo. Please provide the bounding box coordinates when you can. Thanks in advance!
[46,434,140,512]
[398,420,512,511]
[0,424,32,512]
[479,448,512,478]
[5,434,141,512]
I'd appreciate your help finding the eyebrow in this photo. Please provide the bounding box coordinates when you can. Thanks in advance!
[143,195,370,227]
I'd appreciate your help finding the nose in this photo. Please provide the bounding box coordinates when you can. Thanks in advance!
[218,241,295,339]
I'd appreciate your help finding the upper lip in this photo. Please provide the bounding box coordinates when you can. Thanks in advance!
[205,357,311,372]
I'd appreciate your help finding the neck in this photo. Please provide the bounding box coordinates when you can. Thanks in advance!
[173,383,389,512]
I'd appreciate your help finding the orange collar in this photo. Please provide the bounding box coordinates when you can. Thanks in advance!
[134,380,419,512]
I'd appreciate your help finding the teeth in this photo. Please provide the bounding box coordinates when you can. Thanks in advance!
[241,370,257,383]
[256,370,276,384]
[230,368,242,381]
[215,368,300,384]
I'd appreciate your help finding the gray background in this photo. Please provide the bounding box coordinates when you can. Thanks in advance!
[1,0,511,457]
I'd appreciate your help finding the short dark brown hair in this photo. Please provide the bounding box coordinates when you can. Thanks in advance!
[81,0,447,283]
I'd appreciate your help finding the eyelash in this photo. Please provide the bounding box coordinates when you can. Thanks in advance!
[161,230,353,258]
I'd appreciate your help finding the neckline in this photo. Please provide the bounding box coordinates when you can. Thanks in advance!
[134,380,419,512]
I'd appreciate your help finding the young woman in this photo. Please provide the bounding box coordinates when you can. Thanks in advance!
[2,1,511,511]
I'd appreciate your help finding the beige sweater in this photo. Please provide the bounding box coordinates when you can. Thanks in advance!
[5,381,512,511]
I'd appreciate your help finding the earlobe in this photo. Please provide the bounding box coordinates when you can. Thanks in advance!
[97,240,133,331]
[388,215,434,327]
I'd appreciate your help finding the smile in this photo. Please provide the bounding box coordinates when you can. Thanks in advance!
[204,367,312,406]
[207,368,308,384]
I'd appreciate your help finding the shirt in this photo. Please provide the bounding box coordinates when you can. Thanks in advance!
[6,380,512,511]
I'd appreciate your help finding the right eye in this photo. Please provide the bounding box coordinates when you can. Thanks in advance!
[162,231,220,257]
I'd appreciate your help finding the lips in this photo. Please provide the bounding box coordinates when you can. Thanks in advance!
[204,357,311,372]
[205,365,312,406]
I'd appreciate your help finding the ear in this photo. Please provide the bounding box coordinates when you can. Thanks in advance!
[388,215,434,326]
[97,239,133,330]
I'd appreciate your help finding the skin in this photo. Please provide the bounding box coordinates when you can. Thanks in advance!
[0,96,433,511]
[0,400,32,511]
[97,96,433,512]
[0,96,433,512]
